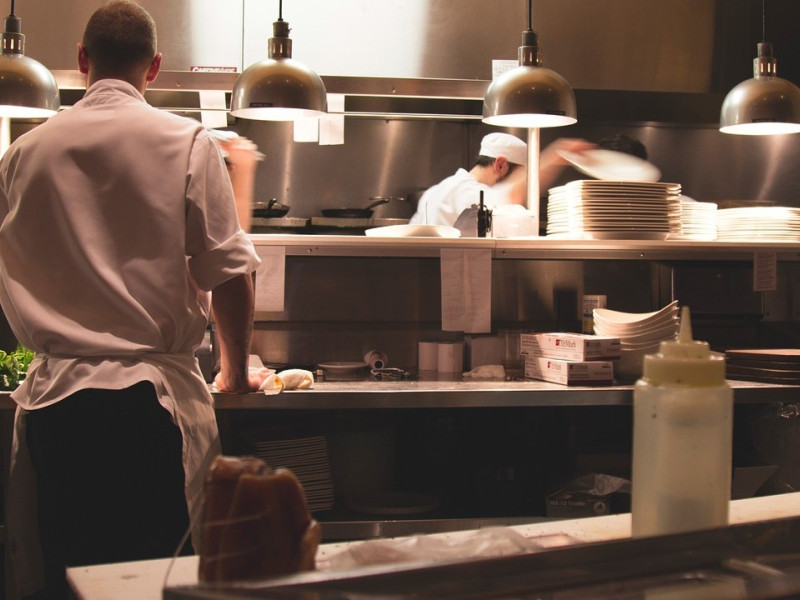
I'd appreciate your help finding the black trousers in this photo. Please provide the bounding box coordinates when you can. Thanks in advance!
[25,381,192,599]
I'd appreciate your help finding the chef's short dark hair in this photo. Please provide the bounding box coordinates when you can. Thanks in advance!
[598,134,648,160]
[83,1,157,77]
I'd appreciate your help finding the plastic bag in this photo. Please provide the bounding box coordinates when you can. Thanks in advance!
[322,527,554,570]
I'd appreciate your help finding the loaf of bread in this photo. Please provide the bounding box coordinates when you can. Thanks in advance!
[198,455,322,583]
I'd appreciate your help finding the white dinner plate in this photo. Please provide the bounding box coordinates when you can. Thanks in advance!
[564,180,679,193]
[365,224,461,238]
[317,361,369,374]
[558,150,663,181]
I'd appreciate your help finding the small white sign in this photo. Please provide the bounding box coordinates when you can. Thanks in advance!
[440,248,491,333]
[491,59,518,80]
[198,90,229,129]
[319,114,345,145]
[753,251,777,292]
[293,118,319,143]
[255,246,286,312]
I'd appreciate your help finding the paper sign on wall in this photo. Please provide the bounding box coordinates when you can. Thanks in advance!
[319,93,345,146]
[491,59,518,80]
[440,248,491,333]
[198,90,228,129]
[255,246,286,312]
[293,118,319,143]
[753,251,777,292]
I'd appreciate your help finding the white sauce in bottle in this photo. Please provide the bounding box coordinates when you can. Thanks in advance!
[631,306,733,537]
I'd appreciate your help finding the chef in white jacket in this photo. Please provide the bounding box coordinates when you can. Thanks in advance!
[0,2,269,598]
[410,133,528,227]
[409,133,594,228]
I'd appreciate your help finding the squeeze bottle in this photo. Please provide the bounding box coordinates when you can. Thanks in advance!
[631,306,733,537]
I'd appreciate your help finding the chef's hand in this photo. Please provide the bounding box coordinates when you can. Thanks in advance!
[215,366,273,393]
[219,136,260,232]
[220,136,260,175]
[540,137,596,167]
[539,138,596,191]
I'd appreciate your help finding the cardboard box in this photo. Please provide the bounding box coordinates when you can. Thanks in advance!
[520,332,620,361]
[546,492,612,518]
[546,473,631,518]
[524,356,614,385]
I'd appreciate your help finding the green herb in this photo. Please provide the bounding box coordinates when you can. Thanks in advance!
[0,344,34,390]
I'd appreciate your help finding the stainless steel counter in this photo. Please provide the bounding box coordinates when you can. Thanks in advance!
[210,378,795,410]
[1,378,796,411]
[66,493,800,600]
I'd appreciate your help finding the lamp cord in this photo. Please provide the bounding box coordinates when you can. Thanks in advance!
[761,0,765,43]
[527,0,532,31]
[278,0,283,22]
[9,0,13,16]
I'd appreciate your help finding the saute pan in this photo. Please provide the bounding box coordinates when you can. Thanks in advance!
[252,199,290,218]
[321,197,390,219]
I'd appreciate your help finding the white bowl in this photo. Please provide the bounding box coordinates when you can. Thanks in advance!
[593,301,679,331]
[615,344,661,379]
[617,325,679,346]
[593,314,679,336]
[620,338,671,351]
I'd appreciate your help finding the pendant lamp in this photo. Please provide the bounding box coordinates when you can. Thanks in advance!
[482,0,576,128]
[0,0,60,118]
[483,0,576,237]
[720,2,800,135]
[231,0,326,121]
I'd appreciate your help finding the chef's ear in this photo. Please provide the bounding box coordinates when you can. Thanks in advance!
[145,52,162,84]
[494,156,509,174]
[77,43,89,75]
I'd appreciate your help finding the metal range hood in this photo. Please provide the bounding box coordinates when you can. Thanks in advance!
[53,70,725,127]
[28,1,800,128]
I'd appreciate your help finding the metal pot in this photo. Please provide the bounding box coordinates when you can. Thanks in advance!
[252,199,290,218]
[321,197,390,219]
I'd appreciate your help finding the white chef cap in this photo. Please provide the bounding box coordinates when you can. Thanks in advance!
[479,132,527,166]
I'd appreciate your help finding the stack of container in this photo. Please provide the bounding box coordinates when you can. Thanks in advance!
[519,332,620,385]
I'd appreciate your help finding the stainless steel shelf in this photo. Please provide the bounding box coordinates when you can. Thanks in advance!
[247,234,800,261]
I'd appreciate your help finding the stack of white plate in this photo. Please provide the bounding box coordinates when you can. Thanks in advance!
[716,206,800,241]
[593,301,680,379]
[243,434,335,512]
[546,180,682,240]
[668,197,717,241]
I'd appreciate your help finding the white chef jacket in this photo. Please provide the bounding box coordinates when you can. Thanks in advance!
[409,168,504,226]
[0,79,260,595]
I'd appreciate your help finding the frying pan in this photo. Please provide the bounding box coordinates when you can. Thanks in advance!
[252,199,290,218]
[321,197,390,219]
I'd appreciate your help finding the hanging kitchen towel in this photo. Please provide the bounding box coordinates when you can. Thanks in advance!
[440,248,491,333]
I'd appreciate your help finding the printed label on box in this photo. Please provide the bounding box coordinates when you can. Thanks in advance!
[524,356,614,385]
[520,333,620,361]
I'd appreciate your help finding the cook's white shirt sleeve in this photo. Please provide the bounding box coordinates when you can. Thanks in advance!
[185,133,260,291]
